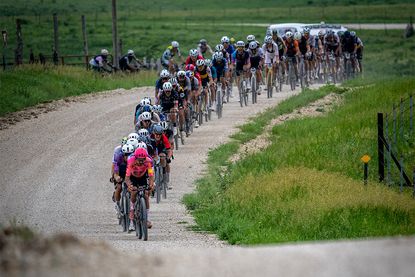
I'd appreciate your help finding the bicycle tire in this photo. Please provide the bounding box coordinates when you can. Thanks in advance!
[156,167,161,203]
[139,196,148,241]
[162,171,167,199]
[121,192,128,232]
[251,75,256,104]
[174,132,179,151]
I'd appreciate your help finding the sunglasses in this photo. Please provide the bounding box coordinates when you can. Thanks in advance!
[136,158,145,164]
[143,120,151,123]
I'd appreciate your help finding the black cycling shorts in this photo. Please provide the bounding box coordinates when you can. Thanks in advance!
[250,56,261,69]
[130,173,149,188]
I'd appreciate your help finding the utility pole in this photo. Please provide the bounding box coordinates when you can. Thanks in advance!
[111,0,119,69]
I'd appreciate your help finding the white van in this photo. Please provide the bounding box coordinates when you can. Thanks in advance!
[266,22,348,37]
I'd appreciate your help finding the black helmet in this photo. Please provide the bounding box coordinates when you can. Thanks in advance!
[153,124,164,135]
[344,31,351,38]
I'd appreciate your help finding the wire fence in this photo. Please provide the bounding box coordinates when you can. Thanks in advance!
[378,94,415,196]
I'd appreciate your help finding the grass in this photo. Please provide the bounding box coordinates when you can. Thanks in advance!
[0,65,157,116]
[184,78,415,245]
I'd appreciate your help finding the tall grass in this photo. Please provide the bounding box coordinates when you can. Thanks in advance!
[0,65,157,116]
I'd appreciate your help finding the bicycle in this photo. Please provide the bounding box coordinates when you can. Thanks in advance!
[165,111,180,151]
[133,185,148,241]
[116,181,130,232]
[276,61,284,92]
[238,73,249,107]
[327,51,337,84]
[250,67,258,104]
[265,64,274,98]
[287,56,297,91]
[216,82,223,119]
[154,156,167,203]
[298,55,308,90]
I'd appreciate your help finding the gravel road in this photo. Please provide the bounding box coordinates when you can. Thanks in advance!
[0,85,301,252]
[1,84,414,276]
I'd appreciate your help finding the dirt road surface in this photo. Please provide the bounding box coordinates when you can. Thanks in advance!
[1,84,414,276]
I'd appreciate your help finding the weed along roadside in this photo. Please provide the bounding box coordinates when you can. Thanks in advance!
[184,79,415,245]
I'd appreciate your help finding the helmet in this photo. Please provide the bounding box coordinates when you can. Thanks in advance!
[134,147,147,159]
[142,104,152,113]
[318,30,325,37]
[171,41,179,48]
[153,104,162,113]
[230,37,235,43]
[121,136,128,145]
[199,39,207,45]
[141,112,152,121]
[162,81,172,91]
[344,31,350,38]
[350,31,356,37]
[221,36,230,43]
[153,124,164,134]
[264,36,273,44]
[294,32,302,40]
[338,31,344,37]
[127,138,139,149]
[285,31,293,38]
[246,35,255,42]
[185,64,195,72]
[215,51,223,60]
[140,98,151,106]
[160,69,170,78]
[169,77,178,86]
[215,44,224,52]
[177,70,186,79]
[272,28,279,35]
[189,49,199,57]
[143,96,152,105]
[236,41,245,47]
[122,143,135,155]
[204,59,211,66]
[185,70,194,78]
[127,49,134,55]
[327,30,335,35]
[137,141,147,150]
[303,28,310,34]
[128,132,139,140]
[196,59,205,67]
[160,121,168,130]
[138,128,149,137]
[249,41,257,50]
[101,49,109,55]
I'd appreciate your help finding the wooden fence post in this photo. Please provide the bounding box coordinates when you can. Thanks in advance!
[53,13,59,63]
[111,0,119,69]
[14,19,23,65]
[377,113,385,182]
[81,15,89,69]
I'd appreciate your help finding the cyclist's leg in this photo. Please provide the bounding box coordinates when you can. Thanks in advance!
[178,106,185,131]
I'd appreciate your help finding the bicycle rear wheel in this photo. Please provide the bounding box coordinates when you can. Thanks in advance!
[251,76,256,104]
[121,191,129,232]
[156,167,161,203]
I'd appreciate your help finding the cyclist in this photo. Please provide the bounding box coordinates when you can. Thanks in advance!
[230,37,236,49]
[125,147,155,231]
[119,49,142,72]
[298,28,313,82]
[352,31,364,73]
[272,29,287,61]
[248,41,264,94]
[134,98,151,126]
[176,70,192,136]
[89,49,113,73]
[262,36,279,90]
[154,69,170,101]
[245,35,260,50]
[197,39,214,58]
[222,36,235,97]
[284,31,300,82]
[185,49,204,67]
[212,51,229,102]
[195,59,215,111]
[136,111,155,133]
[161,41,182,74]
[112,142,134,219]
[232,40,251,92]
[150,124,173,189]
[324,30,341,74]
[341,31,358,75]
[186,70,201,128]
[157,82,179,137]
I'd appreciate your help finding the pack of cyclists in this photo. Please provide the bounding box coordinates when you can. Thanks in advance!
[110,28,364,237]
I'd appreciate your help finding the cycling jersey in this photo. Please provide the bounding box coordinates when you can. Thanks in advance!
[273,36,285,51]
[212,58,228,78]
[324,34,340,48]
[342,37,357,53]
[161,46,181,66]
[89,55,107,68]
[185,55,204,66]
[298,36,309,55]
[195,65,212,87]
[210,66,217,79]
[262,42,279,64]
[285,39,299,57]
[177,76,192,93]
[113,146,128,176]
[126,155,154,178]
[248,48,263,69]
[197,44,214,58]
[150,133,171,154]
[231,50,250,66]
[224,44,235,58]
[119,54,136,70]
[159,91,179,112]
[189,76,199,91]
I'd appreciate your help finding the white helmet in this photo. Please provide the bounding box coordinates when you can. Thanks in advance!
[160,69,170,78]
[177,70,186,78]
[236,41,245,47]
[249,41,258,50]
[127,49,134,55]
[215,44,224,52]
[221,36,230,44]
[247,35,255,42]
[169,77,178,86]
[204,59,211,66]
[160,121,168,130]
[140,98,151,106]
[128,132,139,140]
[196,59,205,67]
[163,81,173,91]
[137,141,147,150]
[153,104,162,113]
[140,112,152,121]
[126,138,139,149]
[171,41,179,48]
[138,128,149,137]
[318,30,325,36]
[285,31,293,38]
[189,49,199,57]
[101,49,109,55]
[264,36,273,44]
[215,51,223,60]
[122,143,135,155]
[294,32,302,41]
